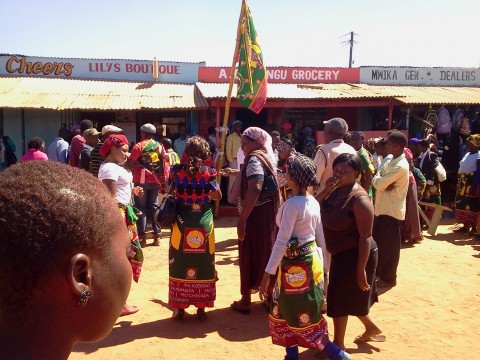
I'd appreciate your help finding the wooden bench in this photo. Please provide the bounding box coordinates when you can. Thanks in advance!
[418,201,453,236]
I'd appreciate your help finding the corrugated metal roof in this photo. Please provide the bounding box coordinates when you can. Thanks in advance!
[0,76,208,110]
[197,82,480,104]
[197,82,403,100]
[197,83,318,99]
[388,86,480,105]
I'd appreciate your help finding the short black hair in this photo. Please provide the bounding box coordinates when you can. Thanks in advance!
[58,127,71,139]
[80,119,94,132]
[332,153,363,173]
[387,132,408,148]
[351,131,365,140]
[27,136,45,150]
[162,137,173,150]
[177,122,186,129]
[271,130,280,137]
[418,139,429,148]
[375,137,387,148]
[0,161,122,309]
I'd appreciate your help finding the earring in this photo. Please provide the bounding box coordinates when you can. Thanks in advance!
[78,289,91,308]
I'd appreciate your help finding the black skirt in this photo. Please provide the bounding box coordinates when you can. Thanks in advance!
[327,240,378,317]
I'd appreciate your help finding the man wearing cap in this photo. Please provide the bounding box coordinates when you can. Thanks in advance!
[80,128,100,171]
[280,122,298,150]
[69,119,93,168]
[226,120,243,205]
[125,123,167,247]
[89,125,124,177]
[314,117,356,195]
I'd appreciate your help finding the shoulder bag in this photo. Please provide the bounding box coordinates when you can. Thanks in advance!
[155,170,177,228]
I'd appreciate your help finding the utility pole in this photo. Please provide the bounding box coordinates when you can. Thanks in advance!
[341,31,357,68]
[348,31,354,68]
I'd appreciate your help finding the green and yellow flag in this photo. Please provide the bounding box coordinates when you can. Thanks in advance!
[236,0,267,114]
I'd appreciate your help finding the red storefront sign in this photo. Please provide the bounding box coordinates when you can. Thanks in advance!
[198,66,359,84]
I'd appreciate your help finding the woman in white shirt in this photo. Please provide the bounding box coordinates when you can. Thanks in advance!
[259,155,350,360]
[98,134,144,317]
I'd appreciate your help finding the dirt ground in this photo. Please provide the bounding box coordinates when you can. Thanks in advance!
[71,217,480,360]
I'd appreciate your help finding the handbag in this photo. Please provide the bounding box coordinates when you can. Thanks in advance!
[258,172,279,202]
[434,162,447,182]
[155,171,177,228]
[155,194,176,228]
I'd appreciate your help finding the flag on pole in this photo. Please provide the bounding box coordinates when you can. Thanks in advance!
[236,0,267,114]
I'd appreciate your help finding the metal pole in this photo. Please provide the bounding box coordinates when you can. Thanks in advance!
[349,31,354,68]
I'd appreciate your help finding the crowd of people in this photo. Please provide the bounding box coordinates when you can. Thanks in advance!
[1,112,478,360]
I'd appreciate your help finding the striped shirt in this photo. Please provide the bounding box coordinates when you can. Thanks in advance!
[89,141,105,177]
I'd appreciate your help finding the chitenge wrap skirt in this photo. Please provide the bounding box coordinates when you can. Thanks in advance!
[168,202,216,309]
[119,204,144,283]
[455,172,479,227]
[268,239,329,350]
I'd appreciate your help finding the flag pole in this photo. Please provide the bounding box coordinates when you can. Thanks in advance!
[214,0,246,216]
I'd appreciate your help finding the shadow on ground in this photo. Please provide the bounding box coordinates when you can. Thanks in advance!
[74,299,270,354]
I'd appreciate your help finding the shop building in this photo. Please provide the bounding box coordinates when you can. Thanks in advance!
[1,54,479,157]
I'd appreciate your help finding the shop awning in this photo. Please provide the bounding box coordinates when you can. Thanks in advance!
[387,86,480,105]
[0,76,208,110]
[197,82,405,100]
[197,82,480,105]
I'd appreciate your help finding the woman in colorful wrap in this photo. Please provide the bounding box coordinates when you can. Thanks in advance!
[417,139,442,219]
[231,127,281,314]
[454,134,480,234]
[99,134,144,317]
[259,155,351,360]
[320,153,384,351]
[168,135,222,320]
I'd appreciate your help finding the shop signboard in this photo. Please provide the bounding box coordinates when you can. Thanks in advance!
[0,55,203,83]
[360,67,480,86]
[198,66,359,83]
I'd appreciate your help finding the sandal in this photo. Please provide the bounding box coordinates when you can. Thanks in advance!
[120,305,139,317]
[230,300,251,314]
[354,333,386,343]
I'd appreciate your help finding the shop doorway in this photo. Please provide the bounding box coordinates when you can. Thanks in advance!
[235,108,268,131]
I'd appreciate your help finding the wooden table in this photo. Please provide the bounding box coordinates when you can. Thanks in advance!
[418,201,453,236]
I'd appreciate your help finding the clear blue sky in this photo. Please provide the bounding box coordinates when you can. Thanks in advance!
[1,0,479,68]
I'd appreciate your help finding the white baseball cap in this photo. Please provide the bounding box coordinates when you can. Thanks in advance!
[140,123,156,134]
[101,125,123,136]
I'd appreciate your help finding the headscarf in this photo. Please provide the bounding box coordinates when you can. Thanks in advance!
[287,155,319,188]
[277,139,294,151]
[467,134,480,147]
[242,127,275,165]
[99,134,129,157]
